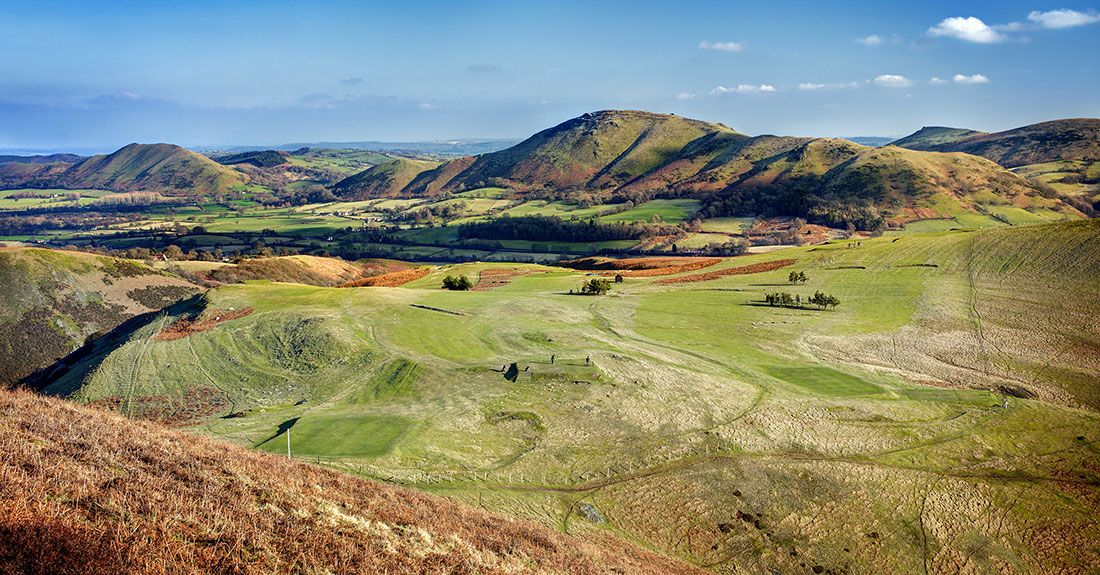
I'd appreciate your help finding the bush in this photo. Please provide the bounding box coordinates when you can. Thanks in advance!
[580,278,612,295]
[441,275,473,291]
[808,290,840,310]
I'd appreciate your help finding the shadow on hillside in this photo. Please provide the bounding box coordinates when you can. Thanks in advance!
[21,294,208,396]
[255,417,300,449]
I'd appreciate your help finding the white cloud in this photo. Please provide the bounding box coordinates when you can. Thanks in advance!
[929,77,948,85]
[711,83,775,94]
[676,92,696,100]
[927,16,1006,43]
[698,40,744,52]
[953,73,990,84]
[416,102,436,110]
[798,81,860,90]
[872,74,913,88]
[855,34,883,46]
[1027,9,1100,28]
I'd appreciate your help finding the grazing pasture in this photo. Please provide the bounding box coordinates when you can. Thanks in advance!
[39,220,1100,575]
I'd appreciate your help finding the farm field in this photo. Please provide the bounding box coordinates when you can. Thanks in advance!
[598,199,702,224]
[42,219,1100,574]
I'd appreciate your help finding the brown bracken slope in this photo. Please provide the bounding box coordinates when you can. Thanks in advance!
[0,388,706,575]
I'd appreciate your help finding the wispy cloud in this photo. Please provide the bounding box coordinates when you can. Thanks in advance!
[698,40,744,52]
[872,74,913,88]
[855,34,883,46]
[929,77,948,85]
[711,83,775,94]
[676,92,696,100]
[1027,9,1100,28]
[466,64,502,74]
[927,16,1005,43]
[798,81,860,90]
[340,77,365,86]
[953,73,990,84]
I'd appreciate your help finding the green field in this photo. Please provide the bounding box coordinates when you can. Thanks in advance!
[598,199,702,224]
[44,219,1100,574]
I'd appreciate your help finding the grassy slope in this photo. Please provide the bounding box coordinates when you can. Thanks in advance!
[333,157,441,199]
[61,143,246,195]
[893,119,1100,168]
[426,110,735,192]
[650,135,1080,223]
[205,255,413,286]
[887,126,986,151]
[0,248,199,387]
[0,388,704,575]
[40,221,1100,574]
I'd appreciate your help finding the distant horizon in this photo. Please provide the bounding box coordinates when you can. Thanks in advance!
[4,108,1099,156]
[3,1,1099,149]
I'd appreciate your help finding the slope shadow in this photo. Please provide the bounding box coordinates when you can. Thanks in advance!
[21,294,208,395]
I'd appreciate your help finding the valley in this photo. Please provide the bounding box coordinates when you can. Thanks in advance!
[2,110,1099,575]
[13,218,1098,574]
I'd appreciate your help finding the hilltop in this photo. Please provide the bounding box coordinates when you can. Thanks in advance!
[0,248,200,387]
[886,126,986,151]
[0,387,703,575]
[891,119,1100,167]
[380,111,1080,227]
[333,157,441,199]
[61,143,247,195]
[213,149,289,168]
[0,143,247,195]
[416,110,739,193]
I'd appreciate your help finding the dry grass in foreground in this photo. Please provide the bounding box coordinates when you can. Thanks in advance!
[339,267,431,288]
[654,259,796,284]
[0,389,705,575]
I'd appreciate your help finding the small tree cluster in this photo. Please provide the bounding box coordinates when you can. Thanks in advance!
[764,292,799,307]
[788,271,808,284]
[441,275,473,291]
[808,290,840,310]
[580,278,612,295]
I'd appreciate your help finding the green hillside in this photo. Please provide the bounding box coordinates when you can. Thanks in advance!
[892,119,1100,167]
[35,220,1100,574]
[886,126,986,151]
[0,248,199,387]
[394,111,1080,229]
[630,136,1077,227]
[213,149,289,168]
[60,143,247,195]
[332,157,441,199]
[418,110,737,192]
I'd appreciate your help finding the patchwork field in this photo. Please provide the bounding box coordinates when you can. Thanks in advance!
[37,220,1100,574]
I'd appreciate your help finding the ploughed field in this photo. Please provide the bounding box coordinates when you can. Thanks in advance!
[42,220,1100,574]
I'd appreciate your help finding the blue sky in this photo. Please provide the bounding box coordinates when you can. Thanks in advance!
[0,0,1098,150]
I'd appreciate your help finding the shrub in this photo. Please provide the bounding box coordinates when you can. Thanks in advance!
[441,275,473,291]
[580,278,612,295]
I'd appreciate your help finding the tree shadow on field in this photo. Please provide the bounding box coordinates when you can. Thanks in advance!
[21,294,208,396]
[255,417,300,448]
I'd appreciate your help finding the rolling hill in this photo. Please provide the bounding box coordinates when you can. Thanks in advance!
[0,387,704,575]
[0,153,84,165]
[30,220,1100,573]
[414,110,739,193]
[0,143,247,195]
[332,157,441,199]
[0,248,200,388]
[891,119,1100,167]
[59,143,247,195]
[213,149,289,168]
[885,126,986,151]
[383,111,1082,227]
